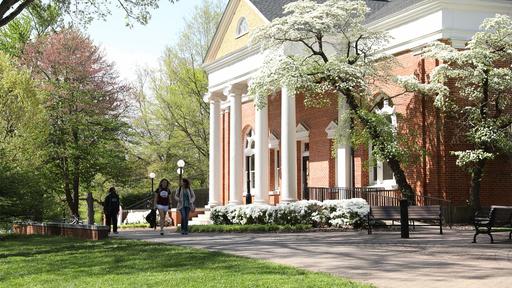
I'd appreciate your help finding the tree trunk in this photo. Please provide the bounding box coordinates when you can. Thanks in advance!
[71,127,80,219]
[470,160,485,211]
[343,90,415,202]
[388,158,415,204]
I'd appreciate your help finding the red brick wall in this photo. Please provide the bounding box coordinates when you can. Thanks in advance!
[216,50,512,207]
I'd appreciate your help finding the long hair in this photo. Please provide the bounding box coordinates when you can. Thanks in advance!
[157,178,170,191]
[182,178,191,189]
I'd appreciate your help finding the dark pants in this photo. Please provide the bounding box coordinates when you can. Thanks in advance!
[105,212,118,233]
[180,207,190,233]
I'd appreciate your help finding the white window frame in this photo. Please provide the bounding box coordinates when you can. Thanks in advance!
[368,100,398,189]
[273,148,280,193]
[236,17,249,38]
[244,129,256,195]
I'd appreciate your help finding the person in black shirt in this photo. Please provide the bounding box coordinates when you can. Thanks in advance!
[153,179,171,235]
[104,187,121,234]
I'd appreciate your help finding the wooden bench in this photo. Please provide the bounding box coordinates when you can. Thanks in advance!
[473,206,512,243]
[368,205,443,235]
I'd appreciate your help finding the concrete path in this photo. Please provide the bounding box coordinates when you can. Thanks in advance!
[116,228,512,288]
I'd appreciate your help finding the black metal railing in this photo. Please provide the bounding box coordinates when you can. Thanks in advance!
[308,187,452,226]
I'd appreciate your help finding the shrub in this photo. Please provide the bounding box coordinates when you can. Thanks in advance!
[210,199,369,229]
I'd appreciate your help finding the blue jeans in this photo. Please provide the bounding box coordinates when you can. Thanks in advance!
[180,207,190,233]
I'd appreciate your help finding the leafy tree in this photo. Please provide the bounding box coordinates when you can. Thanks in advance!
[248,0,416,200]
[400,15,512,209]
[0,0,177,28]
[22,28,131,219]
[0,2,61,58]
[130,0,224,188]
[0,51,58,221]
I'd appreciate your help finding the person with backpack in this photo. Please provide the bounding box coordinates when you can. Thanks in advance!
[175,178,195,235]
[153,178,171,235]
[103,187,121,234]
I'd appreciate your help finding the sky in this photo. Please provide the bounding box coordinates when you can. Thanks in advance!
[86,0,215,82]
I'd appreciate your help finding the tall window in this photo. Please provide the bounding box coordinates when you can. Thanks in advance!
[369,99,397,187]
[236,17,249,37]
[244,129,255,193]
[274,149,280,191]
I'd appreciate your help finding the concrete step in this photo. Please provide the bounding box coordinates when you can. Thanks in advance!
[189,211,212,225]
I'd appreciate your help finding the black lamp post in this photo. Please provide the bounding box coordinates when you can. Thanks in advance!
[149,172,156,193]
[177,160,185,187]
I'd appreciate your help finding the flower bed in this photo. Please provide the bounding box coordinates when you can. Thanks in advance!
[210,199,369,229]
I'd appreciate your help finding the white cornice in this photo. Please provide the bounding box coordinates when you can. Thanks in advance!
[368,0,512,31]
[204,45,261,74]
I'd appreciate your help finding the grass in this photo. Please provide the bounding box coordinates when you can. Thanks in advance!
[177,224,313,233]
[0,235,372,288]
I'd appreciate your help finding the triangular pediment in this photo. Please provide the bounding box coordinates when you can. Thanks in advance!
[296,123,310,141]
[204,0,269,65]
[325,121,338,139]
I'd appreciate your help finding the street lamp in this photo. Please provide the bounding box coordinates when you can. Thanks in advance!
[149,172,156,194]
[177,160,185,187]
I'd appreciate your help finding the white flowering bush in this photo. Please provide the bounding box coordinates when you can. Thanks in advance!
[123,210,151,225]
[210,199,369,229]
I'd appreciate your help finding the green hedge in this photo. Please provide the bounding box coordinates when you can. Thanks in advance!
[177,224,313,233]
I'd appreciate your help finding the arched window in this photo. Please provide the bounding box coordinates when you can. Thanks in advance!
[236,17,249,37]
[369,99,397,188]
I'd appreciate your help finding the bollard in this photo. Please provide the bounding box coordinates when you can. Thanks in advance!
[400,199,409,238]
[87,192,94,225]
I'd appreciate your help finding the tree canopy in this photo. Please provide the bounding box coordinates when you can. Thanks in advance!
[249,0,416,200]
[400,14,512,209]
[0,0,177,28]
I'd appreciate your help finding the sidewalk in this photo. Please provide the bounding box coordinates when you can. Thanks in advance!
[116,228,512,288]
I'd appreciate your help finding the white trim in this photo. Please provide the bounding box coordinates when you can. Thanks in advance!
[235,16,249,38]
[325,121,337,139]
[204,0,241,64]
[269,132,279,149]
[296,123,310,142]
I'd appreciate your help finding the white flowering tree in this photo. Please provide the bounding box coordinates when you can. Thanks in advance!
[248,0,417,201]
[400,15,512,209]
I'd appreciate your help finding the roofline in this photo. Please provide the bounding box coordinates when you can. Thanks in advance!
[203,0,270,66]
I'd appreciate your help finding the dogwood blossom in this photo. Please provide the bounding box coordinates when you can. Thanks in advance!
[399,14,512,208]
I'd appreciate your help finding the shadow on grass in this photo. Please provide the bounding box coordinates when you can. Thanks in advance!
[0,235,338,285]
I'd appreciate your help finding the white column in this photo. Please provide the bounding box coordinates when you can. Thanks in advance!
[254,95,269,204]
[337,96,352,190]
[208,96,221,208]
[280,86,297,203]
[226,86,243,205]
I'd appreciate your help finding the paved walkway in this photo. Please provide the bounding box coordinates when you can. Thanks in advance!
[116,228,512,288]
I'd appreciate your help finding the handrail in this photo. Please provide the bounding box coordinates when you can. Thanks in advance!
[125,194,154,210]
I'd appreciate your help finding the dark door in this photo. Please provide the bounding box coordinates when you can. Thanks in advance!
[302,156,309,200]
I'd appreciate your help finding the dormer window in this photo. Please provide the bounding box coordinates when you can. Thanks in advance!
[236,17,249,37]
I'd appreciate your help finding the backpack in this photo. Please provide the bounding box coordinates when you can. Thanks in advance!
[145,209,157,229]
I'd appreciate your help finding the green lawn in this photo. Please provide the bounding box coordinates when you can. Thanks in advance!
[0,235,372,288]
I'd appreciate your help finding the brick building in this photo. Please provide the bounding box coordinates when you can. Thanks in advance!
[203,0,512,208]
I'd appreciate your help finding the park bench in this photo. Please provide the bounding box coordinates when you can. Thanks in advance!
[473,206,512,243]
[368,205,443,235]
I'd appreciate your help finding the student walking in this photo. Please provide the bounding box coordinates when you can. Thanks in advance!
[104,187,120,234]
[154,178,171,235]
[175,178,195,235]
